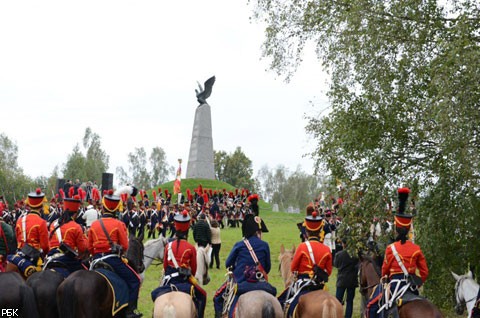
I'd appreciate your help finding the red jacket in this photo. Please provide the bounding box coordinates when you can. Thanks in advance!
[382,241,429,282]
[291,238,332,276]
[49,220,87,253]
[163,239,197,275]
[15,212,49,253]
[88,217,129,255]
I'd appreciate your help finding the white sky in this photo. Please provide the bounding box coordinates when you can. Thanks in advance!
[0,1,330,182]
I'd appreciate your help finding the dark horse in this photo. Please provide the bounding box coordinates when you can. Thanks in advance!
[57,236,144,318]
[27,269,65,318]
[0,271,40,318]
[359,253,444,318]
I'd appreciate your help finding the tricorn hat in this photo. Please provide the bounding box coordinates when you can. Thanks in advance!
[242,213,268,238]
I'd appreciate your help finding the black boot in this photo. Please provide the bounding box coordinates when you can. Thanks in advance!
[215,311,222,318]
[126,303,143,318]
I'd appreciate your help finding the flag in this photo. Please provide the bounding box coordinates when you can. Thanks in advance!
[174,159,182,195]
[174,178,181,195]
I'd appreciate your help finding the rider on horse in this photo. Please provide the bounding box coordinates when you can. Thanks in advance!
[367,187,429,318]
[88,190,143,318]
[278,210,332,317]
[46,195,88,276]
[150,209,207,318]
[7,188,50,278]
[0,208,16,272]
[213,213,276,318]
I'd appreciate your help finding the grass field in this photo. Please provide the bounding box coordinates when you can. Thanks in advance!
[137,209,459,317]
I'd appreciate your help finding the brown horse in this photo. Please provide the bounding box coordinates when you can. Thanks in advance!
[278,245,343,318]
[279,244,295,288]
[295,290,343,318]
[359,253,444,318]
[56,236,144,318]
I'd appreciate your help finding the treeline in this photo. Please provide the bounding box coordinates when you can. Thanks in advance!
[1,130,324,212]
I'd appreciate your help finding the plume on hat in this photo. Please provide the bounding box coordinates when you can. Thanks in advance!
[113,185,138,196]
[397,187,410,214]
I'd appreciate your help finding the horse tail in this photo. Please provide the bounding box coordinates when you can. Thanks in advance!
[163,304,176,318]
[20,284,39,318]
[261,300,275,318]
[58,281,77,318]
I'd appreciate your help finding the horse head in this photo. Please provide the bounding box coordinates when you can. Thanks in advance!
[143,236,168,270]
[358,252,381,297]
[278,244,295,288]
[452,270,479,315]
[126,236,145,274]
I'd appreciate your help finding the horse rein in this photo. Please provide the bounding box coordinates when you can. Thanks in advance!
[143,254,163,266]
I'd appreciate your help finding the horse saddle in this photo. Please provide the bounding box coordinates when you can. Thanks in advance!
[95,268,129,316]
[396,291,424,307]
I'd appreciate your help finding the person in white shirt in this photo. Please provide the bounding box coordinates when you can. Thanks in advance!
[82,205,99,229]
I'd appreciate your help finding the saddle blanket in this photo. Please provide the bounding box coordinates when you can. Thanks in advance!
[96,268,129,315]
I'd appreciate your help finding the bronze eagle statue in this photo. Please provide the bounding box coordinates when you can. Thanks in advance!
[195,76,216,105]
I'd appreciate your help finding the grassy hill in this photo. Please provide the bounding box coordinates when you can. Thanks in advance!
[150,178,271,210]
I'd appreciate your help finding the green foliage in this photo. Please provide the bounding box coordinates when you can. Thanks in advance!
[252,0,480,306]
[214,147,255,189]
[63,128,109,183]
[116,147,174,190]
[0,133,35,203]
[256,164,328,211]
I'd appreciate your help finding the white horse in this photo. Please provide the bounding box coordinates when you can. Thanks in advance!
[153,291,196,318]
[140,236,168,281]
[452,271,479,318]
[195,245,211,285]
[234,290,283,318]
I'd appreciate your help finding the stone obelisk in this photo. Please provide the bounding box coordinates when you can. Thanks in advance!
[186,76,216,179]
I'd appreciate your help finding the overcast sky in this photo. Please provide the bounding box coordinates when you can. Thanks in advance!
[0,1,330,183]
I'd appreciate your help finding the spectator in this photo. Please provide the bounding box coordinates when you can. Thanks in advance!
[83,204,99,229]
[209,220,221,269]
[193,213,211,248]
[334,239,359,318]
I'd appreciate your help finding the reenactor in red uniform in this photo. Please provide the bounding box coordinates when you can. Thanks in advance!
[88,190,142,318]
[279,211,332,317]
[46,195,88,275]
[151,210,207,318]
[382,187,428,289]
[7,188,50,278]
[367,187,429,318]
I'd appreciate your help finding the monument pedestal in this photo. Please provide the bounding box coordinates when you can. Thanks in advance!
[186,104,215,179]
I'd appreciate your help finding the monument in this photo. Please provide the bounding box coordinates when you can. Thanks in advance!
[186,76,216,179]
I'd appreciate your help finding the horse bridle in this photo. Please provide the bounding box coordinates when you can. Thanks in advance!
[454,276,477,314]
[143,254,163,266]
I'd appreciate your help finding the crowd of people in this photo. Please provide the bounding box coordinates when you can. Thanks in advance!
[0,183,458,318]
